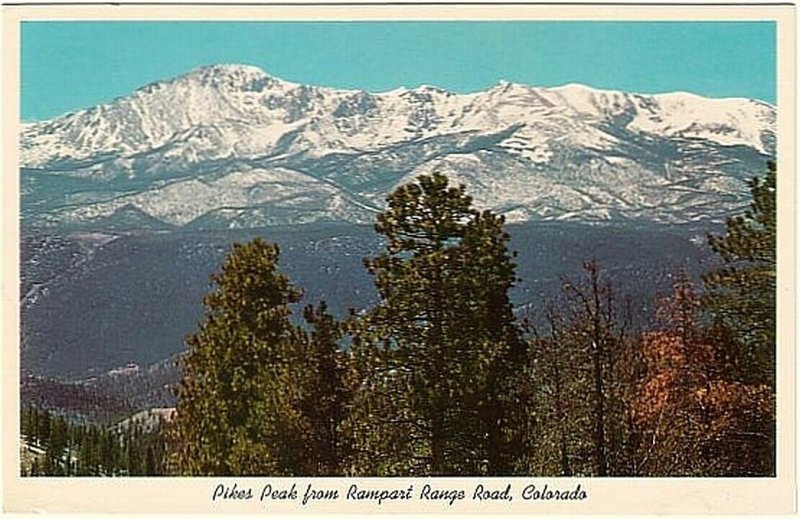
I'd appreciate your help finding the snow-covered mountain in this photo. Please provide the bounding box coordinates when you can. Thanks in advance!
[20,64,776,229]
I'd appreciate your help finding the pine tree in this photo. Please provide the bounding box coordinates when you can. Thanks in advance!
[704,160,776,386]
[170,238,308,475]
[144,445,157,476]
[125,430,143,476]
[297,303,351,475]
[345,173,526,475]
[39,409,51,448]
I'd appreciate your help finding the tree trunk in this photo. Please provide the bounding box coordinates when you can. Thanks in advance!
[589,262,608,477]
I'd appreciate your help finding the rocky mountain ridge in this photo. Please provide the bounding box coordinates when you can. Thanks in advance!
[21,64,776,229]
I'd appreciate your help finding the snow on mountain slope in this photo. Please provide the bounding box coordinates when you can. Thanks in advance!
[40,167,377,229]
[20,64,776,229]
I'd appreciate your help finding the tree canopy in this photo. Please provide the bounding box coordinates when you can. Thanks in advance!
[170,239,308,475]
[344,173,526,475]
[704,160,776,386]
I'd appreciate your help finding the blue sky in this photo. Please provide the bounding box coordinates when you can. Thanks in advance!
[21,21,776,121]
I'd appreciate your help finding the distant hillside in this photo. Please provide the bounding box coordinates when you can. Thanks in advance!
[21,221,718,381]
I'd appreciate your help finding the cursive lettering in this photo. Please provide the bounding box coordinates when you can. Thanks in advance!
[212,482,253,501]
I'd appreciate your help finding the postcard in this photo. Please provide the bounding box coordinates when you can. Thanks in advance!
[2,3,796,515]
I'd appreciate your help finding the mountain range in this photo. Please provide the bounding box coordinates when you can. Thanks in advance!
[21,64,775,230]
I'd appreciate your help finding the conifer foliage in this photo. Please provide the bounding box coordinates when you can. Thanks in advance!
[171,239,308,475]
[704,161,777,386]
[297,302,351,475]
[344,173,526,475]
[20,405,168,476]
[170,239,352,476]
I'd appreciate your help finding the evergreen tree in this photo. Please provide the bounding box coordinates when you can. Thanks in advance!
[171,240,354,476]
[298,303,351,475]
[144,445,158,476]
[170,238,313,475]
[78,426,98,475]
[20,407,170,477]
[125,431,143,476]
[39,410,51,448]
[49,416,68,455]
[704,161,776,386]
[345,173,526,475]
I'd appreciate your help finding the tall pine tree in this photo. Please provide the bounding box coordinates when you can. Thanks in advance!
[170,239,309,475]
[344,173,526,475]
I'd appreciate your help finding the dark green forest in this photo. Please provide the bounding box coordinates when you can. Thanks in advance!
[23,163,777,477]
[20,405,168,476]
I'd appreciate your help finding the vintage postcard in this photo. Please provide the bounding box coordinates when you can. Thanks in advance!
[2,3,796,515]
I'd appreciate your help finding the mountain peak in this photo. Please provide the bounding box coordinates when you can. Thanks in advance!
[412,84,452,95]
[490,79,528,92]
[552,82,604,93]
[188,63,268,77]
[131,64,280,97]
[181,63,281,90]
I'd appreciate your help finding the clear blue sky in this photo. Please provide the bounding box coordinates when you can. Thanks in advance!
[21,21,775,121]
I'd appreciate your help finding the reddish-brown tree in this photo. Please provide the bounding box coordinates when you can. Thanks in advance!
[633,275,774,476]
